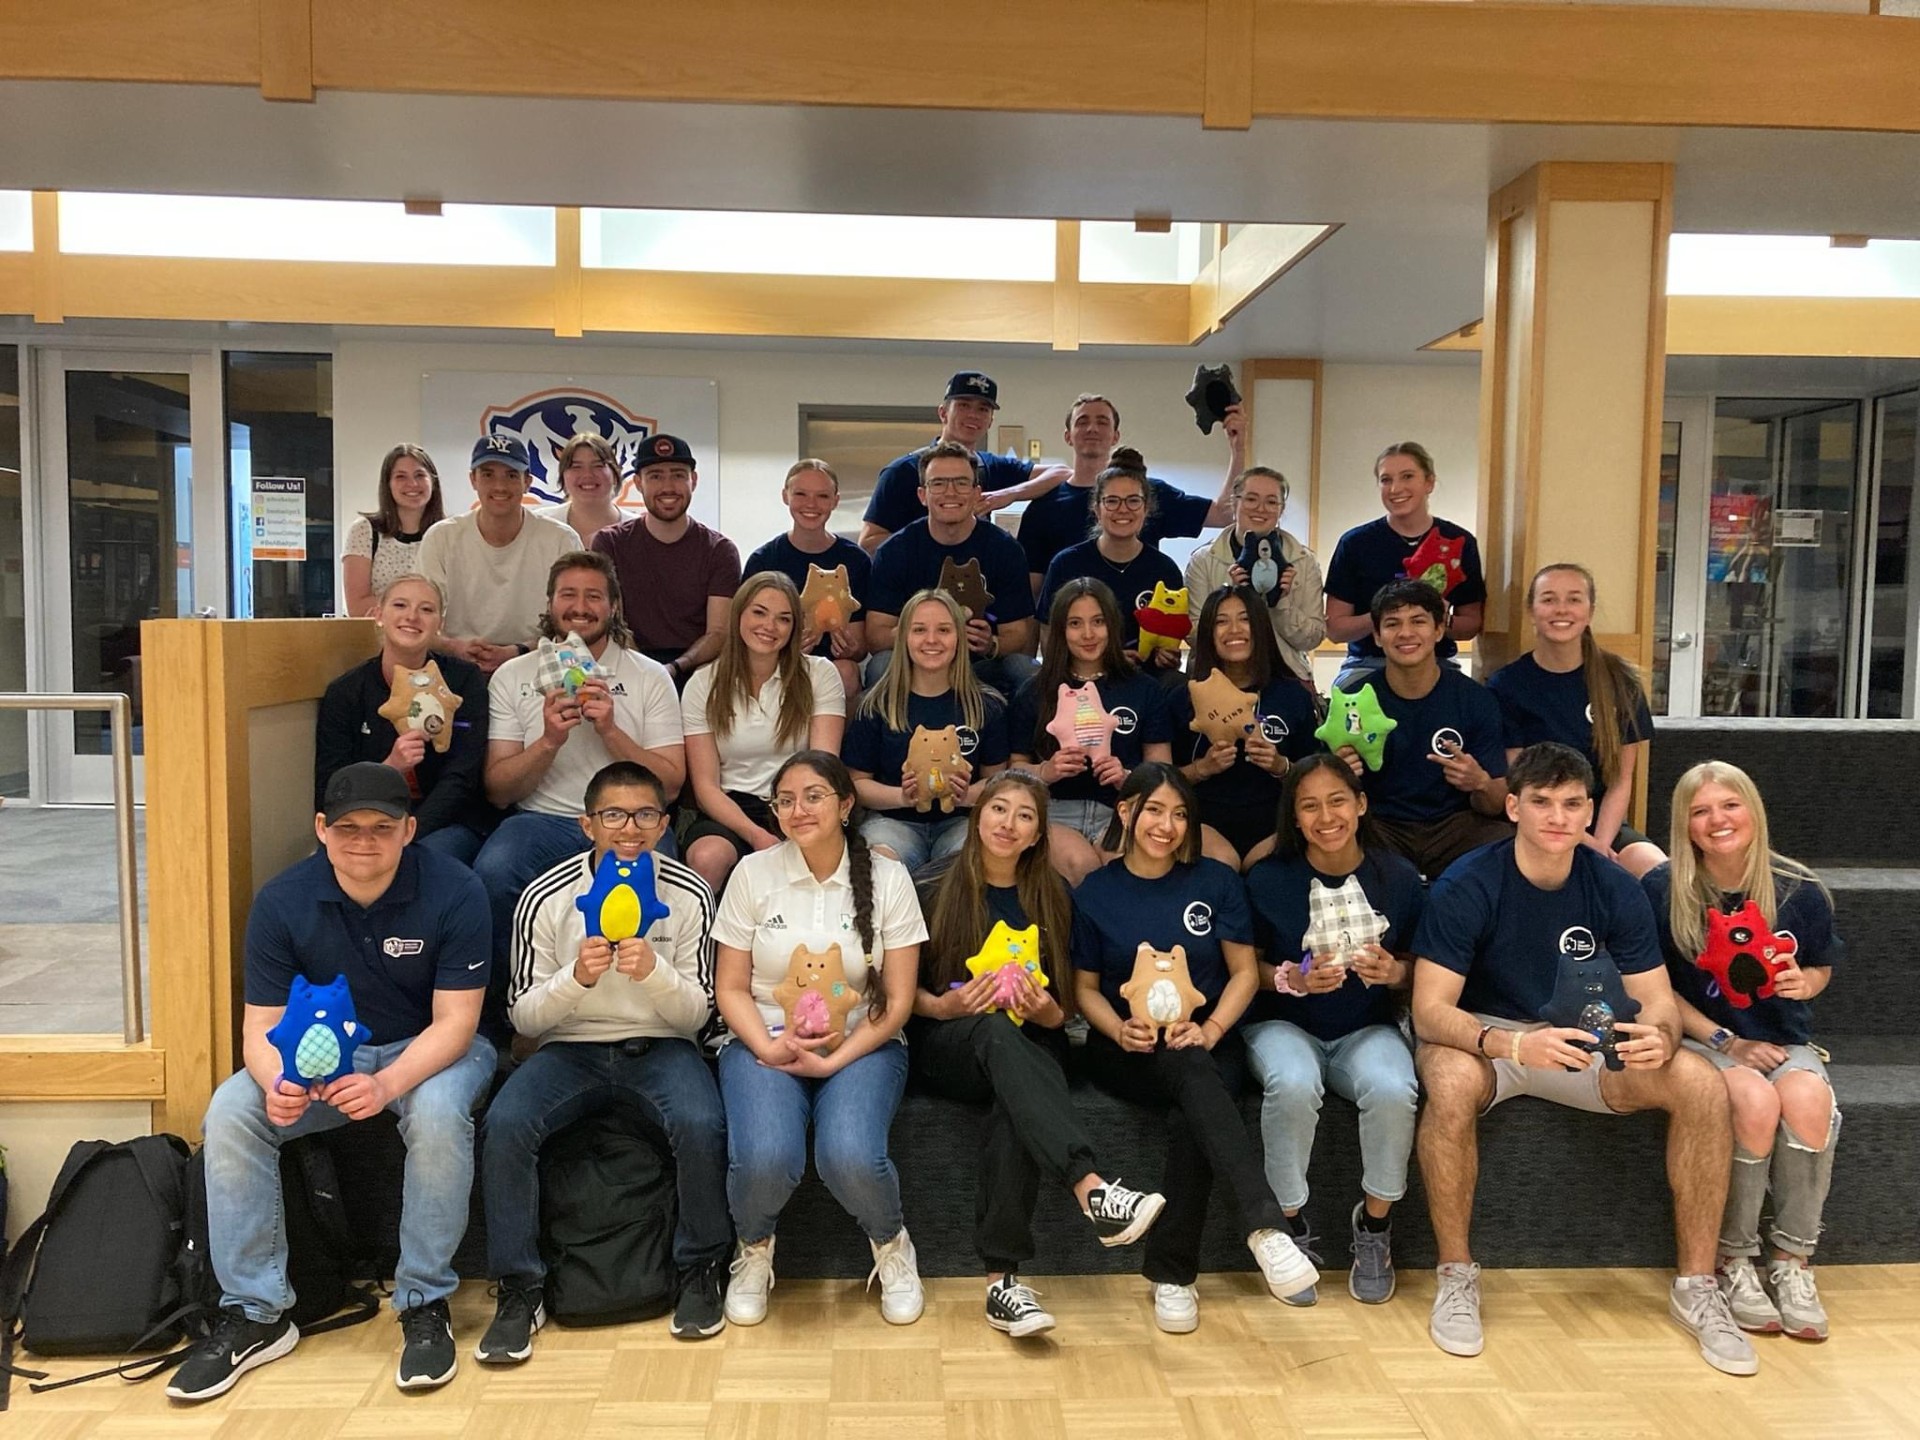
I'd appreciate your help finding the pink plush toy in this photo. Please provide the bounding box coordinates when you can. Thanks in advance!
[1045,681,1119,762]
[790,989,832,1040]
[989,962,1029,1011]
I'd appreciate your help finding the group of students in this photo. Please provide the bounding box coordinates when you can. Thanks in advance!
[167,368,1842,1403]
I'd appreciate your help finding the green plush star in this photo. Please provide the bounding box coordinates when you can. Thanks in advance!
[1313,683,1398,771]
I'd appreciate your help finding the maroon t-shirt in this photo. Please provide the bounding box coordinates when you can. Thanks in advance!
[592,516,742,653]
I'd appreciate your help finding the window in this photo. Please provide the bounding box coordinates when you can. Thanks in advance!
[226,354,335,619]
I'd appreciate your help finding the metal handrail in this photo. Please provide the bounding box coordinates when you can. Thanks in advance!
[0,692,144,1045]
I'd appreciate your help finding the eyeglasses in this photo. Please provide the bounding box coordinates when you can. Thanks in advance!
[922,477,977,494]
[1098,495,1145,511]
[771,788,837,814]
[591,806,667,829]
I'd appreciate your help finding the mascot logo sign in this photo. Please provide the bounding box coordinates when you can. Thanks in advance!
[480,389,658,506]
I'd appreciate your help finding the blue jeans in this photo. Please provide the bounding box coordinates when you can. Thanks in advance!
[718,1038,908,1244]
[203,1034,496,1322]
[417,822,485,865]
[859,812,968,873]
[481,1037,731,1280]
[1241,1020,1417,1212]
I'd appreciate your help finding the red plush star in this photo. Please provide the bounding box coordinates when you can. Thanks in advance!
[1403,528,1467,597]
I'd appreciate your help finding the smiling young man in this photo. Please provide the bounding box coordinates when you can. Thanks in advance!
[1409,742,1752,1377]
[1335,579,1512,880]
[743,459,872,700]
[591,434,741,689]
[477,760,730,1360]
[418,434,583,674]
[170,763,495,1403]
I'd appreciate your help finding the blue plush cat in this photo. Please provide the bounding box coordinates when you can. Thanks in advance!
[265,974,371,1087]
[576,850,670,942]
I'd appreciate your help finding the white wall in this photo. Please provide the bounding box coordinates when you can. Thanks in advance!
[1316,361,1482,556]
[3,1100,151,1243]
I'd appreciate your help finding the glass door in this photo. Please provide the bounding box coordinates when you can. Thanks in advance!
[1656,398,1712,717]
[1865,389,1919,718]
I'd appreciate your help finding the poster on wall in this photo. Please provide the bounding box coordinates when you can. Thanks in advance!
[420,372,721,525]
[251,477,308,561]
[1706,493,1770,584]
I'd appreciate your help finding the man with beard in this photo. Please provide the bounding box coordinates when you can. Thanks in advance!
[474,552,685,1033]
[592,434,740,690]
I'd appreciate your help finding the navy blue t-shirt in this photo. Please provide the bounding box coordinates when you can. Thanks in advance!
[743,532,873,660]
[868,519,1036,629]
[1641,863,1839,1046]
[1036,542,1185,649]
[1007,669,1173,804]
[1324,517,1487,663]
[1485,653,1654,796]
[1244,849,1425,1038]
[1354,668,1509,825]
[864,447,1035,534]
[244,847,490,1046]
[1016,478,1213,577]
[1168,673,1317,838]
[842,688,1011,821]
[1414,840,1662,1024]
[1071,857,1254,1026]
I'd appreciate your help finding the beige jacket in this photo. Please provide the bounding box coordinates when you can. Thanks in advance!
[1184,527,1325,683]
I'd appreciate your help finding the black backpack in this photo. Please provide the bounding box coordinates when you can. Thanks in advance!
[538,1107,679,1326]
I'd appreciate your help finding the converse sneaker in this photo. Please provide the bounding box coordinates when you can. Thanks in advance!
[867,1229,925,1325]
[1671,1274,1761,1376]
[396,1297,458,1391]
[475,1282,546,1364]
[1767,1257,1829,1342]
[671,1256,728,1340]
[1248,1227,1319,1303]
[1348,1203,1396,1305]
[985,1274,1056,1338]
[1152,1281,1199,1334]
[1429,1261,1484,1358]
[1084,1178,1166,1248]
[165,1307,298,1402]
[725,1237,776,1326]
[1717,1256,1781,1334]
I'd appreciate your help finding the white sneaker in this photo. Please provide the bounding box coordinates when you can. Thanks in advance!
[1767,1257,1829,1342]
[1717,1256,1782,1333]
[1671,1274,1760,1376]
[725,1237,776,1326]
[867,1230,925,1325]
[1152,1281,1199,1334]
[1247,1228,1320,1302]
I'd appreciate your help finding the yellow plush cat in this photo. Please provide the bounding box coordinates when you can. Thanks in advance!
[1133,582,1192,661]
[964,921,1048,1025]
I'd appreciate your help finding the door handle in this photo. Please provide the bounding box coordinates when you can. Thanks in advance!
[1673,632,1695,651]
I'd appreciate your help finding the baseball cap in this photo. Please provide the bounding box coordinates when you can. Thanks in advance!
[470,433,532,472]
[634,433,697,471]
[322,763,412,824]
[944,371,999,407]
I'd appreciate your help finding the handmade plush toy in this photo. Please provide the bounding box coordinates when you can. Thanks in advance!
[904,724,966,813]
[1542,946,1642,1071]
[1133,582,1192,661]
[1312,684,1398,771]
[576,849,671,943]
[1184,363,1241,435]
[1186,669,1257,750]
[1695,900,1798,1009]
[800,563,857,634]
[773,943,860,1048]
[1300,876,1391,979]
[1403,527,1468,598]
[964,921,1049,1026]
[534,630,597,698]
[1045,682,1118,762]
[266,974,371,1088]
[1120,942,1207,1038]
[1236,529,1291,608]
[376,660,463,754]
[937,557,994,622]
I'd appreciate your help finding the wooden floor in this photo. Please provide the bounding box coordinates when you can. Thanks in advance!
[13,1265,1920,1439]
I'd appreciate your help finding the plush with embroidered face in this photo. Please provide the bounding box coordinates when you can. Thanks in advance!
[904,724,966,814]
[1133,581,1192,660]
[772,943,860,1048]
[376,659,464,753]
[937,557,994,622]
[1696,900,1798,1009]
[800,562,857,634]
[1118,942,1206,1036]
[265,973,372,1087]
[1186,668,1257,750]
[1046,681,1118,761]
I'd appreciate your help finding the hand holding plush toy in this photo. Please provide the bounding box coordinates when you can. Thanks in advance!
[266,974,372,1089]
[964,921,1049,1025]
[1313,684,1397,771]
[1046,682,1118,764]
[1695,900,1797,1009]
[377,661,463,754]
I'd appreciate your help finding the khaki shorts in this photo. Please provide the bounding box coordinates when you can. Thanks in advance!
[1475,1015,1617,1116]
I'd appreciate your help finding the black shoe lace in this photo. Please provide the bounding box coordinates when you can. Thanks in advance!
[197,1306,254,1357]
[683,1258,724,1304]
[399,1299,448,1347]
[490,1283,539,1325]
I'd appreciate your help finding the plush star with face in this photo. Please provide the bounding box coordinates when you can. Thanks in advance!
[1404,527,1468,597]
[1186,669,1257,750]
[800,563,857,633]
[376,660,464,754]
[1313,683,1397,771]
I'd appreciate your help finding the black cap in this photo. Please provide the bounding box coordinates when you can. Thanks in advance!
[470,433,532,472]
[634,432,697,471]
[323,763,412,823]
[943,371,999,407]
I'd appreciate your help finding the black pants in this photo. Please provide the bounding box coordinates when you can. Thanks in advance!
[908,1015,1095,1272]
[1078,1028,1284,1285]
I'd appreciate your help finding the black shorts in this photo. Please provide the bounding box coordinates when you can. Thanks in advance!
[681,791,779,860]
[1606,822,1654,853]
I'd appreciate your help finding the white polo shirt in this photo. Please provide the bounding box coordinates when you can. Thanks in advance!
[489,642,683,816]
[710,840,926,1041]
[681,654,845,799]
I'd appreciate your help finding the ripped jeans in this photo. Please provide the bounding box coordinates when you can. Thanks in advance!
[1690,1039,1839,1259]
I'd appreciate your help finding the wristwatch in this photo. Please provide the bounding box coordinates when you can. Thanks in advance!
[1707,1027,1735,1053]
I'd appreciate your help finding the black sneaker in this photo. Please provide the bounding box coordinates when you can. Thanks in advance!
[396,1297,457,1391]
[671,1257,728,1340]
[1085,1178,1167,1248]
[985,1274,1056,1339]
[475,1282,546,1365]
[165,1306,299,1402]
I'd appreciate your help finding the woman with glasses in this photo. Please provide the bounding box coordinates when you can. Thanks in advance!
[535,433,626,546]
[681,572,846,895]
[1036,453,1186,672]
[1184,465,1323,687]
[712,751,929,1328]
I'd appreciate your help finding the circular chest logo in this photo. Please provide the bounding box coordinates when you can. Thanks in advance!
[1183,902,1214,937]
[1134,588,1154,612]
[1559,926,1597,959]
[1259,714,1291,744]
[955,726,980,755]
[1111,706,1139,736]
[1584,703,1594,723]
[1430,727,1465,760]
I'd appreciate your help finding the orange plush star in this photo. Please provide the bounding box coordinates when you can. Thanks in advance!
[1186,669,1256,750]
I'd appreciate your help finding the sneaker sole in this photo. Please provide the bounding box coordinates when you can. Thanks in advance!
[881,1299,925,1326]
[1261,1259,1321,1302]
[1668,1304,1760,1377]
[165,1323,300,1402]
[671,1314,728,1340]
[1430,1324,1484,1358]
[396,1354,458,1391]
[724,1300,769,1327]
[1782,1323,1829,1342]
[1154,1310,1199,1335]
[1280,1285,1318,1308]
[474,1304,546,1364]
[1097,1193,1168,1248]
[1732,1315,1783,1335]
[987,1311,1057,1339]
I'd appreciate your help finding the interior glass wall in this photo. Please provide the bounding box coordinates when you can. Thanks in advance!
[1867,389,1918,718]
[226,353,335,619]
[0,346,23,795]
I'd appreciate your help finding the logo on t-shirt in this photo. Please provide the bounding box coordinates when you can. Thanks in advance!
[766,912,788,930]
[1558,926,1597,959]
[382,938,425,957]
[1259,714,1291,744]
[1183,901,1214,937]
[607,682,628,697]
[955,726,980,755]
[1584,703,1594,723]
[1430,727,1465,759]
[1134,588,1153,612]
[1111,706,1139,737]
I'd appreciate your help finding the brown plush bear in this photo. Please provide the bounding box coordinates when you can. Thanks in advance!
[772,943,860,1049]
[937,557,994,622]
[1119,941,1206,1038]
[800,562,857,634]
[903,724,966,813]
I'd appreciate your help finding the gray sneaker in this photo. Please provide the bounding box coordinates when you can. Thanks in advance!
[1717,1256,1781,1333]
[1767,1258,1829,1342]
[1348,1203,1396,1305]
[1429,1262,1483,1357]
[1671,1274,1760,1376]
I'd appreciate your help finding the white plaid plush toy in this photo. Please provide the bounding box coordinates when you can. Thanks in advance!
[534,630,597,696]
[1300,876,1389,979]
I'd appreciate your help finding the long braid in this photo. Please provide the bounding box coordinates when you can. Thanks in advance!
[845,820,883,1020]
